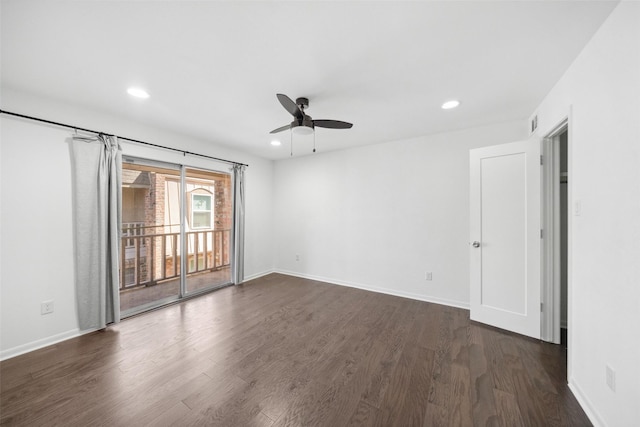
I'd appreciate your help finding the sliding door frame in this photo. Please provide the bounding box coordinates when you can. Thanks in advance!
[180,164,187,299]
[120,156,234,318]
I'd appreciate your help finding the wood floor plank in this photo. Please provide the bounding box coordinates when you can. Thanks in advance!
[448,363,473,426]
[346,400,379,426]
[370,300,435,426]
[226,357,314,423]
[144,401,193,427]
[228,284,351,381]
[393,344,435,427]
[181,370,247,412]
[62,355,212,425]
[90,373,210,426]
[265,294,389,426]
[312,312,414,427]
[0,339,132,425]
[415,302,443,351]
[227,288,374,422]
[426,306,455,408]
[493,388,526,427]
[423,402,449,427]
[468,324,499,427]
[0,274,592,427]
[512,370,550,426]
[446,308,473,426]
[360,299,419,409]
[480,325,517,395]
[183,378,275,427]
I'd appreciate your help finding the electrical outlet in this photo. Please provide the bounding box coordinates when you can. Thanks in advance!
[574,200,582,216]
[606,365,616,392]
[425,272,433,281]
[41,300,54,315]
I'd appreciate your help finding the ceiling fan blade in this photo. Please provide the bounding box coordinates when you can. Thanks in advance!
[270,124,291,134]
[276,94,303,119]
[313,119,353,129]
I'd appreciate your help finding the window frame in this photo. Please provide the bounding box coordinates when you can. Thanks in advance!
[190,193,213,229]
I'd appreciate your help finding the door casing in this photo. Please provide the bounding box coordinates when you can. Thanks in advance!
[541,117,570,344]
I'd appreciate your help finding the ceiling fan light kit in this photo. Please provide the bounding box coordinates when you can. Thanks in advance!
[291,123,314,135]
[270,93,352,154]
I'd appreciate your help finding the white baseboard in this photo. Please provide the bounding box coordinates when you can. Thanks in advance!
[274,269,470,310]
[0,327,98,361]
[242,269,275,283]
[569,379,605,427]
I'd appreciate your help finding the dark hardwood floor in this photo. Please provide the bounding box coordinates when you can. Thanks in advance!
[0,274,591,426]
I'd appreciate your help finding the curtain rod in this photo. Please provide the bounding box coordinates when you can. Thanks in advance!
[0,109,249,167]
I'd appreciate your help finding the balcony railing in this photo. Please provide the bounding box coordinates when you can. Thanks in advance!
[120,223,231,289]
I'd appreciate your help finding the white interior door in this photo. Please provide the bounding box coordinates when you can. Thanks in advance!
[470,138,541,339]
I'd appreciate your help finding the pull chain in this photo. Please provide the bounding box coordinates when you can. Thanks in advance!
[313,130,316,153]
[290,128,293,157]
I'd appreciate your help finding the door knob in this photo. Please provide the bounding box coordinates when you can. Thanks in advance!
[472,241,481,248]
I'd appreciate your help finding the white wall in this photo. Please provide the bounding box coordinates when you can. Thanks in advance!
[1,118,79,359]
[531,2,640,425]
[273,120,526,307]
[3,3,638,422]
[0,89,274,359]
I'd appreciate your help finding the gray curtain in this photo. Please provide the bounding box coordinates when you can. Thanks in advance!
[70,134,122,330]
[232,164,246,284]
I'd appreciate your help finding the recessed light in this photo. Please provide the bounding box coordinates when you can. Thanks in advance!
[270,140,281,146]
[127,87,150,99]
[441,100,460,110]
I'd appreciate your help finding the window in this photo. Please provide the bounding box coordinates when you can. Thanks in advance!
[191,193,213,229]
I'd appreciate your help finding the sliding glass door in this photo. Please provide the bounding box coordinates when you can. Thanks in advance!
[120,161,182,314]
[184,167,232,294]
[120,159,233,316]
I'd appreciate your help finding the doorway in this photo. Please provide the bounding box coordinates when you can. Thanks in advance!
[469,127,569,345]
[541,121,569,345]
[558,131,569,346]
[120,158,233,316]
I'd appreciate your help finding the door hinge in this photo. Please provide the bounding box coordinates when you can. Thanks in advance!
[540,229,543,239]
[540,155,544,165]
[540,302,544,312]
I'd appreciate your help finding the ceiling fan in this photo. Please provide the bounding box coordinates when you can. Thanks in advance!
[270,94,353,135]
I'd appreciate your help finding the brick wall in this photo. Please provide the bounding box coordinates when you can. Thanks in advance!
[215,174,232,265]
[141,172,167,283]
[215,174,232,230]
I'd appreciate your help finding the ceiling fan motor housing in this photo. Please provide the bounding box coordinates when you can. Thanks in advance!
[295,97,309,109]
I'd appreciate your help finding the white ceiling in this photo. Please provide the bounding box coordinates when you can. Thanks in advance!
[1,1,618,160]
